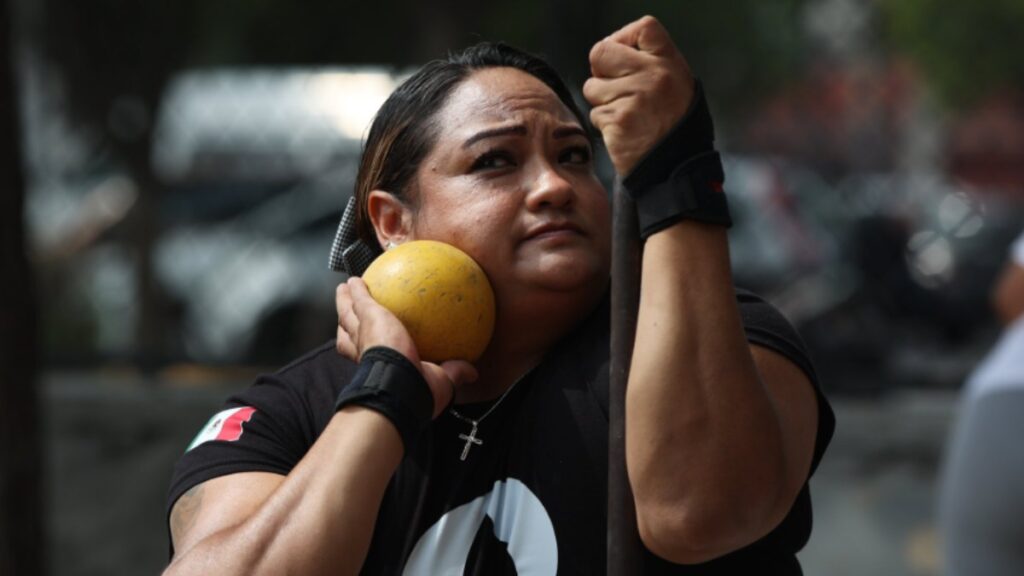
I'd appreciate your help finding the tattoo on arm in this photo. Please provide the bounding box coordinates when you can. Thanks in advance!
[170,484,205,550]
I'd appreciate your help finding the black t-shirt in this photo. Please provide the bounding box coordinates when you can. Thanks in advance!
[168,289,835,574]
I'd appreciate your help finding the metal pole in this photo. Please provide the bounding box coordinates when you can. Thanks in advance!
[607,177,644,574]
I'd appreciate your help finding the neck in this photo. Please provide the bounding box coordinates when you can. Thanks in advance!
[454,284,603,404]
[454,334,544,404]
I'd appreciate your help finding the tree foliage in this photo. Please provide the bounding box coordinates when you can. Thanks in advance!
[880,0,1024,106]
[27,0,815,156]
[469,0,814,118]
[616,1,812,113]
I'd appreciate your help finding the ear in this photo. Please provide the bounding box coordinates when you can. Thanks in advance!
[367,190,413,248]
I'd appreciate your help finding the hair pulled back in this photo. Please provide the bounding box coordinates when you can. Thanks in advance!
[353,42,591,248]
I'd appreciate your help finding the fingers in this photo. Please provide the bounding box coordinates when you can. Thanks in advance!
[419,363,457,418]
[346,276,399,339]
[589,103,629,139]
[337,282,358,331]
[336,282,360,358]
[346,277,379,318]
[344,276,421,362]
[335,326,358,360]
[440,360,479,388]
[420,360,480,418]
[605,15,675,56]
[589,38,651,79]
[582,75,637,107]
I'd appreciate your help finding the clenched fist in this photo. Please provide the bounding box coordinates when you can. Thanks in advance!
[583,16,695,176]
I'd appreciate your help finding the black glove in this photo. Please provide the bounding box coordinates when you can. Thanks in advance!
[622,80,732,239]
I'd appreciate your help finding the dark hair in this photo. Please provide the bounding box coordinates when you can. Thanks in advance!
[353,42,591,248]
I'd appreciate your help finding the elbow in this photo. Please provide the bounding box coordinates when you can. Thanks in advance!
[634,503,747,564]
[636,506,722,565]
[163,554,197,576]
[634,484,790,565]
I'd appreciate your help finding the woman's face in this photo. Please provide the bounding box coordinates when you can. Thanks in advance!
[407,67,611,309]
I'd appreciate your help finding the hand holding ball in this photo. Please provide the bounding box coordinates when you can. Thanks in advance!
[361,241,495,363]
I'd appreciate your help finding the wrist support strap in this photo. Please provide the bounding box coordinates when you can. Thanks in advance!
[623,80,732,239]
[335,346,433,451]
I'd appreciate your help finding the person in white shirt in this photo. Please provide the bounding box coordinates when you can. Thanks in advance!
[939,230,1024,575]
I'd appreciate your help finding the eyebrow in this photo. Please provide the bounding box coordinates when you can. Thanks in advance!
[462,124,587,148]
[553,126,588,140]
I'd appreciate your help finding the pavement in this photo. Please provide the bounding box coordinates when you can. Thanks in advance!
[798,390,957,576]
[40,371,960,576]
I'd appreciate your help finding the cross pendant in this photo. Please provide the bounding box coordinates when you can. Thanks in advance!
[458,423,483,461]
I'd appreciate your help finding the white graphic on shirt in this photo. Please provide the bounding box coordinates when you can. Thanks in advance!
[402,478,557,575]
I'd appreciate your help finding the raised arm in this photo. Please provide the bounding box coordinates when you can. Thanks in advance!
[628,221,818,563]
[584,15,820,564]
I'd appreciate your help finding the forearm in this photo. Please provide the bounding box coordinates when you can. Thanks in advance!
[626,221,786,560]
[165,408,403,576]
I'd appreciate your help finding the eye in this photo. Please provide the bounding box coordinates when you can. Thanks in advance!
[471,150,515,172]
[560,145,591,166]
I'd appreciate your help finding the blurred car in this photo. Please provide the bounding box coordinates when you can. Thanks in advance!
[150,67,406,364]
[725,156,1024,393]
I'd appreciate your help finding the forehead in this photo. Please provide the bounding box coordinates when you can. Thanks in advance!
[433,67,579,134]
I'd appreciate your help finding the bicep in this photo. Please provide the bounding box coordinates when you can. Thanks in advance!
[750,344,819,510]
[169,471,285,558]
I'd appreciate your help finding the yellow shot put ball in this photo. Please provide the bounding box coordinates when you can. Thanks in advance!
[361,240,495,363]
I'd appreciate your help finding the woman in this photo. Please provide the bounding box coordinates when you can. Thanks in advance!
[164,16,833,575]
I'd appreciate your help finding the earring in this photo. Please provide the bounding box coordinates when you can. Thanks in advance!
[386,241,396,251]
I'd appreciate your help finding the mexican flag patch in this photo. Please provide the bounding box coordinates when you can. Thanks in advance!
[187,406,257,452]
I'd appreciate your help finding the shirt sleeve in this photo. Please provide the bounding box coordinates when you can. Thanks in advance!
[167,375,311,512]
[735,288,836,475]
[165,342,354,540]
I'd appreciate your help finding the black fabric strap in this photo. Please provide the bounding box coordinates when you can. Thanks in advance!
[335,347,433,451]
[622,80,731,239]
[634,150,731,237]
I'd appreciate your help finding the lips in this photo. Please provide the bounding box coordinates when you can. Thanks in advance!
[523,221,584,241]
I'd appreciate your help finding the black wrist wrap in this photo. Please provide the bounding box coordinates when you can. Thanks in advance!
[622,80,732,239]
[335,347,433,451]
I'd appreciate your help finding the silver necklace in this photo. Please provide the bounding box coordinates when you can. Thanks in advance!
[448,374,526,461]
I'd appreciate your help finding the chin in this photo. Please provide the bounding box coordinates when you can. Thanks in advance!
[495,262,608,330]
[528,259,609,294]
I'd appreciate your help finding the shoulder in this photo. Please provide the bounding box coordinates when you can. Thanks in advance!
[734,288,817,382]
[220,339,358,450]
[167,341,358,530]
[735,287,835,475]
[210,340,356,435]
[272,339,360,390]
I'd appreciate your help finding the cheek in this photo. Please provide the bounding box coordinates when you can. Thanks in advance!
[412,198,511,258]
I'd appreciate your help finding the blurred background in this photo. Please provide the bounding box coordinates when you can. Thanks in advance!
[2,0,1023,574]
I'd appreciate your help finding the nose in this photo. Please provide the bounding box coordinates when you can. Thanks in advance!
[525,162,575,212]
